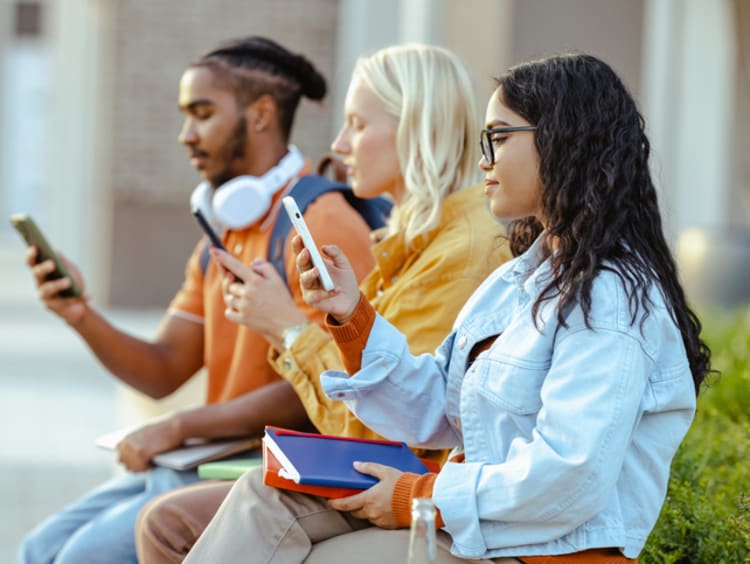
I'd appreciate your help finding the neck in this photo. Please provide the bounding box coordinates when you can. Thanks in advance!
[242,136,289,177]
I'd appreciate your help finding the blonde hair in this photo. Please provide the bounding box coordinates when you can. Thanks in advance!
[353,44,480,244]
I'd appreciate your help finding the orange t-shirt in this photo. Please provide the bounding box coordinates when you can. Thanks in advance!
[169,187,375,404]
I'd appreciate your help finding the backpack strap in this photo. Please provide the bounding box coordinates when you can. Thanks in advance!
[268,175,392,284]
[199,239,212,276]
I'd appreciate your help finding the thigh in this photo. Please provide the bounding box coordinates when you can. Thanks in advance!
[304,528,520,564]
[139,479,232,531]
[136,480,233,560]
[185,467,368,564]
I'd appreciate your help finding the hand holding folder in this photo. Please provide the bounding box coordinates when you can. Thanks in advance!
[262,426,432,499]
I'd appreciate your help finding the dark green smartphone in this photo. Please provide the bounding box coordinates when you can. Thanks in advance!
[9,213,83,298]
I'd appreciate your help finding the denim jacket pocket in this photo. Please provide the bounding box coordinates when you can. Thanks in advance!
[476,355,549,415]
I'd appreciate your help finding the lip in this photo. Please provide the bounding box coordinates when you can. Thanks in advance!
[484,179,498,196]
[190,155,207,169]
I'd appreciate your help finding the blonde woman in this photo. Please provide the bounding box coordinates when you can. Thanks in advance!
[136,43,511,563]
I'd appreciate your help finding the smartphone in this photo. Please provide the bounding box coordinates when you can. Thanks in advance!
[9,213,83,298]
[281,196,335,291]
[192,208,227,252]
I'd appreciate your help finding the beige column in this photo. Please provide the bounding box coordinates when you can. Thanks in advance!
[47,0,115,301]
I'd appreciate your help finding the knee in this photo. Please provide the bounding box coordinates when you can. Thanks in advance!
[17,517,69,564]
[136,495,191,562]
[137,496,174,547]
[17,530,46,564]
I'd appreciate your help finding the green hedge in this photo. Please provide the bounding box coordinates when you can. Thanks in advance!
[642,306,750,563]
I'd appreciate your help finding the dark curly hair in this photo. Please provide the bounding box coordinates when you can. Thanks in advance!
[191,36,327,140]
[497,53,711,395]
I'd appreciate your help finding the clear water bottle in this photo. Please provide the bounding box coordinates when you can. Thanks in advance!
[407,497,437,564]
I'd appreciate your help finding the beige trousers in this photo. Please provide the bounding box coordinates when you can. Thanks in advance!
[180,467,519,564]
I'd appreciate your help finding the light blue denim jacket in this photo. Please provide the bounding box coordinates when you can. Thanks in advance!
[321,235,696,559]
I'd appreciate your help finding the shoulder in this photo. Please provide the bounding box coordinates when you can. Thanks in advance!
[564,265,682,356]
[301,191,369,225]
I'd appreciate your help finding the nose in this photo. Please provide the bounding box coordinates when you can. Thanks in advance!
[330,125,350,155]
[478,153,492,171]
[179,117,198,146]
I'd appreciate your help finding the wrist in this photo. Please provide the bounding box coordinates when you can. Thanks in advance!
[167,412,188,444]
[332,293,363,325]
[66,301,92,329]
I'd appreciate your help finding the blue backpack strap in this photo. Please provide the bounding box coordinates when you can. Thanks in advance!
[199,240,211,276]
[268,175,392,284]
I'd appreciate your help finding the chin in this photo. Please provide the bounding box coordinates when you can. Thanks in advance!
[489,202,505,220]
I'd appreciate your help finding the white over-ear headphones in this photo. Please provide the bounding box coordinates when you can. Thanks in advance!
[190,145,304,231]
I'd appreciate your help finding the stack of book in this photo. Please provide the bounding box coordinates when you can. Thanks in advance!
[261,426,432,498]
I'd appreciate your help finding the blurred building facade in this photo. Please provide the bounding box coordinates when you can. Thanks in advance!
[0,0,748,309]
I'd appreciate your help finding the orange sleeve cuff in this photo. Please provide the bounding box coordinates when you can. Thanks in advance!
[391,472,444,530]
[325,292,376,374]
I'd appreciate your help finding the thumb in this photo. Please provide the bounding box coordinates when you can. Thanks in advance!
[353,461,388,479]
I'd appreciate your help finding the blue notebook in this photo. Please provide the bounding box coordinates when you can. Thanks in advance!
[263,426,429,489]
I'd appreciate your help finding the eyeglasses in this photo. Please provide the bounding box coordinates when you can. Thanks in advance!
[480,125,537,164]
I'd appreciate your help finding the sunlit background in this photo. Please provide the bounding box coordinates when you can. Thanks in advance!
[0,0,748,560]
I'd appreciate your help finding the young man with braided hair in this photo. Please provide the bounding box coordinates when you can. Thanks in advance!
[18,36,376,564]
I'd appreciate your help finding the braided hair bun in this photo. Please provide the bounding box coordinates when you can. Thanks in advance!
[204,36,326,101]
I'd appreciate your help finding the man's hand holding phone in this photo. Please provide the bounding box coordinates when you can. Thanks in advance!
[10,214,89,325]
[26,245,89,325]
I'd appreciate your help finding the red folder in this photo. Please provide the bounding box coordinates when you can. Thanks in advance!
[262,426,434,499]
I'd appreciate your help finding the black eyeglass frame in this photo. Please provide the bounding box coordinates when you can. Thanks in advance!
[480,125,537,164]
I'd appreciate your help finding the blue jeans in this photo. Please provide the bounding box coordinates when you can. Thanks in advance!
[17,467,202,564]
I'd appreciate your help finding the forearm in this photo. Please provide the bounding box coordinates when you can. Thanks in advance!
[71,306,192,398]
[325,292,375,373]
[173,379,312,440]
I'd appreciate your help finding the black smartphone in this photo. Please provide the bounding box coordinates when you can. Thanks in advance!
[192,208,227,252]
[9,213,83,298]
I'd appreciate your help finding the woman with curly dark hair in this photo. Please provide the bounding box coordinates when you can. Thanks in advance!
[181,53,712,563]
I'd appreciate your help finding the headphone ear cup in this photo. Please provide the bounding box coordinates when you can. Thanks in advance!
[212,176,272,229]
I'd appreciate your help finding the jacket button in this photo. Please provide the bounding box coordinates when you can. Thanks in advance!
[457,335,468,349]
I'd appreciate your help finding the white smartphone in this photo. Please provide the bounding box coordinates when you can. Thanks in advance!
[281,196,335,292]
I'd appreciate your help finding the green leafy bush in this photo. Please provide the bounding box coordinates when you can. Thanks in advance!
[642,305,750,563]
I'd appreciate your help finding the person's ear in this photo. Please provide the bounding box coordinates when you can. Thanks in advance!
[247,94,277,134]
